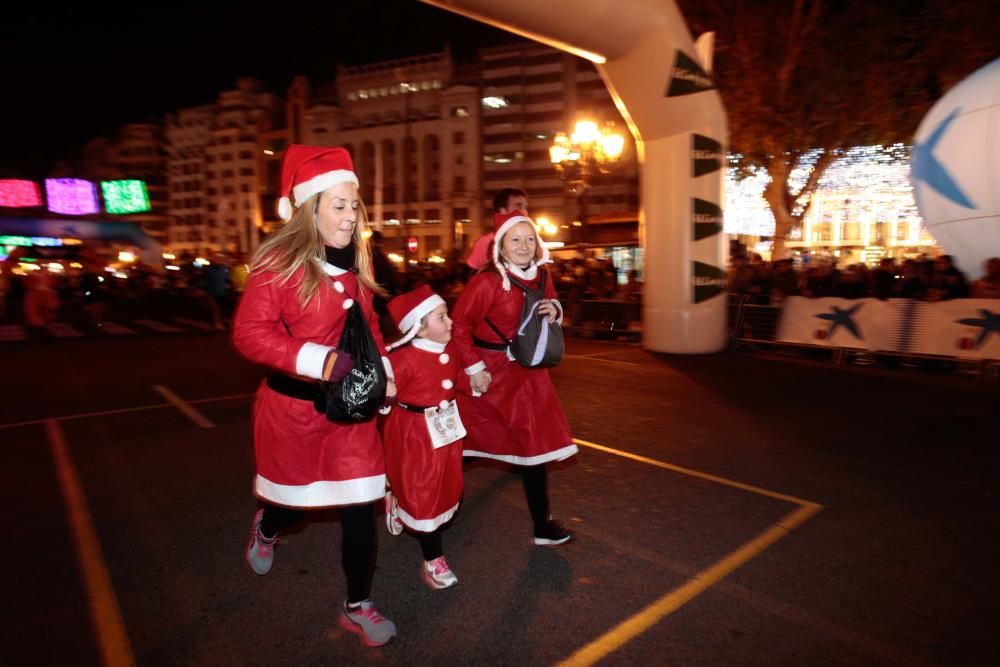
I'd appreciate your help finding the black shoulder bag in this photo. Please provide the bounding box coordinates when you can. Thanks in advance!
[315,299,387,423]
[485,270,565,368]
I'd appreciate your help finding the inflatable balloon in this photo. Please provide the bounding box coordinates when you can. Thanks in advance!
[911,58,1000,278]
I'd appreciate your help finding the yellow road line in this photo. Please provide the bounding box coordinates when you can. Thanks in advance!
[559,438,824,666]
[574,437,816,506]
[0,393,254,431]
[152,385,216,428]
[47,419,135,667]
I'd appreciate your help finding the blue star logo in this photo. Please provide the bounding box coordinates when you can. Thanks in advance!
[956,309,1000,348]
[911,107,976,209]
[816,304,864,340]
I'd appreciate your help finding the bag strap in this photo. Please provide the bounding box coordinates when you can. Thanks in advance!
[507,268,546,294]
[488,269,547,342]
[484,316,511,345]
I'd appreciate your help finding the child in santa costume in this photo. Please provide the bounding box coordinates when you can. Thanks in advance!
[232,144,398,647]
[381,285,465,589]
[451,211,577,546]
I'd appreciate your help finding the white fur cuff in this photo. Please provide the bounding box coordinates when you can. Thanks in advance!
[296,342,334,380]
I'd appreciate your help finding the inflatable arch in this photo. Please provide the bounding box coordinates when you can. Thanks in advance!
[422,0,729,353]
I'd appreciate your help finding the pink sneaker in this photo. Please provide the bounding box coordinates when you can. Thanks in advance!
[384,492,403,536]
[421,556,458,590]
[338,599,397,647]
[245,509,278,575]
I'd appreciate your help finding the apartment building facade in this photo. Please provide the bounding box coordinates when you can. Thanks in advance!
[479,41,640,248]
[300,50,483,261]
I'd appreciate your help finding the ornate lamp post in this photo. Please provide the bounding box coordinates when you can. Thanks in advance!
[549,119,625,245]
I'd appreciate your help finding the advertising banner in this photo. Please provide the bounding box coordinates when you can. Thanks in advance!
[776,297,910,351]
[910,299,1000,360]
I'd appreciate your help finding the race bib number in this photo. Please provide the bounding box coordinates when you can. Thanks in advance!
[424,400,466,448]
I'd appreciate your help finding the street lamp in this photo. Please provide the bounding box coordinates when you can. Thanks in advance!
[549,120,625,245]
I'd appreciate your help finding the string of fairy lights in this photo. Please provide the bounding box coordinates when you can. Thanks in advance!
[723,143,928,250]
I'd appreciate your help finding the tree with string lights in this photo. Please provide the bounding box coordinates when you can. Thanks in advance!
[678,0,999,257]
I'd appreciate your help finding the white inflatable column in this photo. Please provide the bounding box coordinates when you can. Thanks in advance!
[422,0,729,352]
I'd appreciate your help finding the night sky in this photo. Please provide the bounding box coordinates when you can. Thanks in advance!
[0,1,518,177]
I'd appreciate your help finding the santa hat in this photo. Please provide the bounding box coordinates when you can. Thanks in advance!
[386,284,446,351]
[277,145,359,221]
[465,232,494,271]
[490,211,551,291]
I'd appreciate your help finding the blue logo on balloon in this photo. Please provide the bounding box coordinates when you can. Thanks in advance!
[911,108,977,209]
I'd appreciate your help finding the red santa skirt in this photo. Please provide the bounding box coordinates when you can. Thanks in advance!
[383,409,464,531]
[252,382,386,508]
[457,353,576,465]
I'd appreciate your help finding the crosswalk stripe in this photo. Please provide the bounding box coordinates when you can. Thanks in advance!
[47,323,85,338]
[0,325,27,341]
[97,321,136,335]
[133,319,184,333]
[1,317,217,342]
[170,317,214,331]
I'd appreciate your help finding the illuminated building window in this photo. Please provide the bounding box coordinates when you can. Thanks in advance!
[482,96,509,109]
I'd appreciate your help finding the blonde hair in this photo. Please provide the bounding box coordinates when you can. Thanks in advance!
[250,189,386,306]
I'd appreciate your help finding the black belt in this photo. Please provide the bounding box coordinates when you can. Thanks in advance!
[266,373,321,402]
[473,336,508,352]
[397,401,434,413]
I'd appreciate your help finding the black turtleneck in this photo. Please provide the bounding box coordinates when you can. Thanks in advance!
[324,243,356,271]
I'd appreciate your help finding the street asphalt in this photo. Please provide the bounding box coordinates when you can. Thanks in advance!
[1,332,998,666]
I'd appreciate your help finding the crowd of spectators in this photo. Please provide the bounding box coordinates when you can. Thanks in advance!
[380,253,639,307]
[0,253,248,332]
[1,247,642,335]
[727,253,1000,304]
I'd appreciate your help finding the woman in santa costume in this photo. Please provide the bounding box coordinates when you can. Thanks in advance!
[232,144,397,647]
[451,211,577,546]
[381,285,465,590]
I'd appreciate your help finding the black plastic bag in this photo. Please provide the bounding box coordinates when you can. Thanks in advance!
[315,302,387,423]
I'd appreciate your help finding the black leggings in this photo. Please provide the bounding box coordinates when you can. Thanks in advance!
[415,529,443,561]
[258,502,377,604]
[520,463,550,530]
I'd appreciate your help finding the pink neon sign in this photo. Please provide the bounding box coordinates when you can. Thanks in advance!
[0,179,43,207]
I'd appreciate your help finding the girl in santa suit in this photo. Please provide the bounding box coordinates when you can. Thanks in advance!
[451,211,578,546]
[381,285,465,590]
[232,144,397,647]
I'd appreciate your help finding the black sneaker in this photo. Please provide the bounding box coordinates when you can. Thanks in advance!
[533,519,573,546]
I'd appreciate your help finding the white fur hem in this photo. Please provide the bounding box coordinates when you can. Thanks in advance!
[319,260,349,276]
[292,170,359,207]
[296,341,334,380]
[398,294,445,334]
[464,360,487,375]
[255,473,386,507]
[462,443,578,465]
[397,502,460,532]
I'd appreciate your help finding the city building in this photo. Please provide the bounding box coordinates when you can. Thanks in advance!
[165,78,281,259]
[78,123,169,244]
[724,145,937,266]
[479,41,640,250]
[300,50,483,261]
